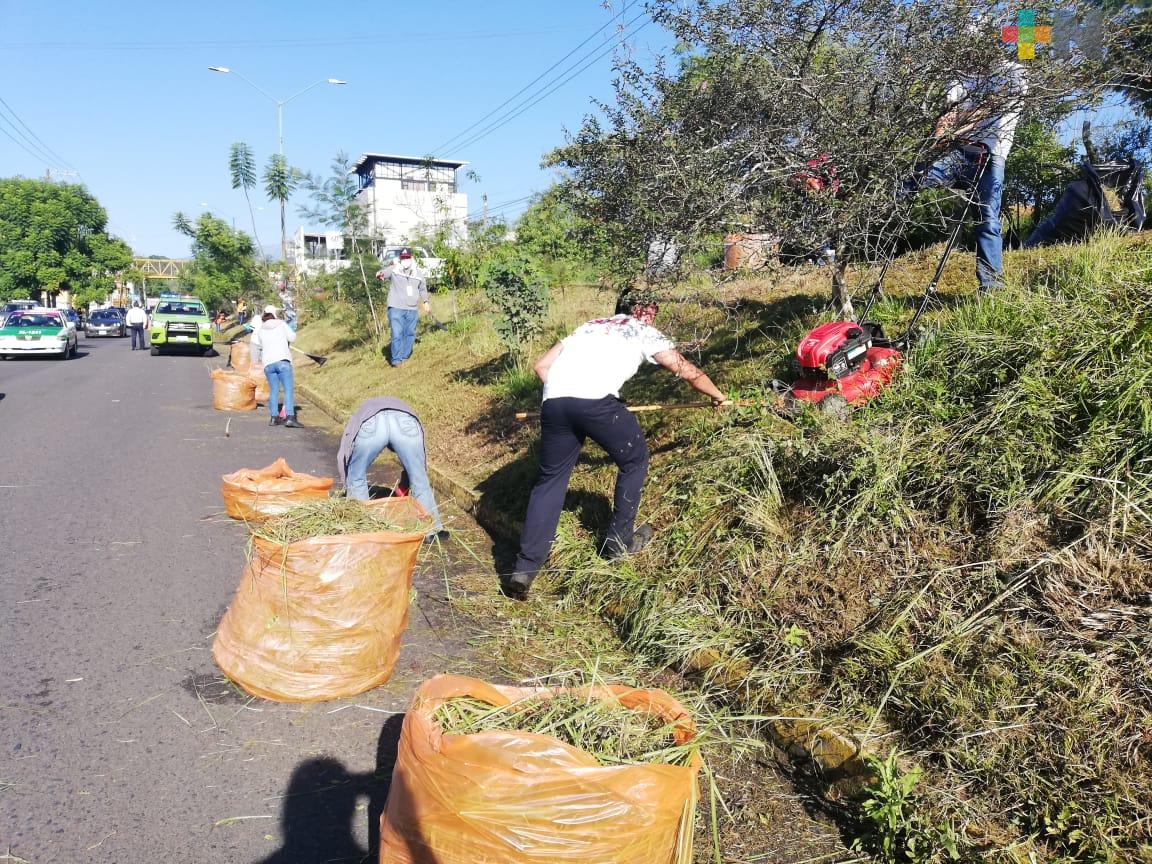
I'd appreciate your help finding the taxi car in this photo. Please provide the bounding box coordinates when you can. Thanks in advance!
[0,308,79,359]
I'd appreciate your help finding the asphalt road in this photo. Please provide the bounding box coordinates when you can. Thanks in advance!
[0,335,479,863]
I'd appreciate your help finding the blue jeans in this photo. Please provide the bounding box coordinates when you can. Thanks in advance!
[914,150,1006,289]
[387,307,418,365]
[345,410,442,532]
[264,360,295,419]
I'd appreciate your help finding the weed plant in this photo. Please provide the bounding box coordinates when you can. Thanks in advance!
[536,237,1152,862]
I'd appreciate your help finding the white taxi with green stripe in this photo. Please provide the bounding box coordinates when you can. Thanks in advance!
[0,308,78,360]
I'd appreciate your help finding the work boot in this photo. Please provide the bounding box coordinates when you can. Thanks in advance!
[504,571,534,601]
[284,417,302,428]
[268,417,284,426]
[602,523,654,561]
[423,530,451,544]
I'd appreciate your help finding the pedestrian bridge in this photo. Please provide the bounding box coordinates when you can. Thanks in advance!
[133,258,187,279]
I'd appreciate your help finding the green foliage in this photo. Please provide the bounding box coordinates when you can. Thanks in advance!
[263,153,298,206]
[171,211,262,312]
[854,753,960,863]
[1003,119,1078,240]
[515,185,611,274]
[479,247,550,356]
[0,178,132,305]
[229,142,257,191]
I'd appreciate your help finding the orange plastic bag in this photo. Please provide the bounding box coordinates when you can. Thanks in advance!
[247,363,271,404]
[212,498,431,702]
[211,368,257,411]
[378,675,701,864]
[220,458,334,522]
[229,341,252,375]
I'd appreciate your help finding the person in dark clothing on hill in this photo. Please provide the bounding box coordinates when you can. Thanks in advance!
[506,292,729,601]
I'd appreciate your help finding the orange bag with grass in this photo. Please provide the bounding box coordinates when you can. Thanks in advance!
[220,458,333,522]
[211,368,257,411]
[212,498,430,702]
[229,341,252,375]
[378,675,701,864]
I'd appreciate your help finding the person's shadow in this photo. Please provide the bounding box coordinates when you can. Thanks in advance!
[256,713,405,864]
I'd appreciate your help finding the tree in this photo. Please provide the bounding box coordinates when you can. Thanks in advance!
[515,185,611,266]
[0,178,132,307]
[297,151,383,337]
[1002,119,1078,242]
[171,211,262,312]
[264,153,300,270]
[550,0,1117,314]
[229,142,268,276]
[480,246,550,358]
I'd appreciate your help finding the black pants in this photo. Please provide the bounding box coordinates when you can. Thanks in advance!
[514,396,649,579]
[130,324,146,349]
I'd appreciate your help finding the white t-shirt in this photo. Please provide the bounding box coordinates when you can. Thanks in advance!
[946,62,1027,161]
[250,318,296,365]
[542,315,675,402]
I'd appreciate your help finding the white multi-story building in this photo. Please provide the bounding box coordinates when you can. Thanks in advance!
[290,228,350,276]
[352,153,468,247]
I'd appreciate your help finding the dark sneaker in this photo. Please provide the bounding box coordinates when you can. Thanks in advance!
[284,418,302,428]
[503,572,533,601]
[422,530,451,544]
[269,417,284,426]
[603,523,655,561]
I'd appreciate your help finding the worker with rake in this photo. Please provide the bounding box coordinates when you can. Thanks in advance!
[506,290,729,600]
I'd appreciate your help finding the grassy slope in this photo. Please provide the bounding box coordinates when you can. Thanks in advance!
[296,236,1152,863]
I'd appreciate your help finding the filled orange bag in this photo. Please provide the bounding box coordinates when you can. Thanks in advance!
[212,498,431,702]
[379,675,701,864]
[229,341,252,375]
[211,368,257,411]
[220,458,334,522]
[247,363,271,404]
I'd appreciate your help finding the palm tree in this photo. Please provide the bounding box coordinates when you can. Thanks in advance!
[263,153,299,280]
[229,142,268,278]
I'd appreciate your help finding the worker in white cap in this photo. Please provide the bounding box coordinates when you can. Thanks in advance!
[250,304,301,427]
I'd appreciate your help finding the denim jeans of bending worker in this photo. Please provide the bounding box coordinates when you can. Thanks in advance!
[909,150,1006,290]
[513,396,649,583]
[345,410,443,533]
[387,307,418,366]
[264,360,295,419]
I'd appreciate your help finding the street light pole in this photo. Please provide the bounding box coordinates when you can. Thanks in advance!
[208,67,346,277]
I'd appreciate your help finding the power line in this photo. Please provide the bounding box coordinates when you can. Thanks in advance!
[0,95,74,169]
[466,194,536,221]
[0,119,57,168]
[446,15,650,156]
[431,2,639,155]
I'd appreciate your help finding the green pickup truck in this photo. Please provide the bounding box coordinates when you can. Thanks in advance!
[149,297,214,355]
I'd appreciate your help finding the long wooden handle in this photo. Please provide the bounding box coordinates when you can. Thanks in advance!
[514,401,741,421]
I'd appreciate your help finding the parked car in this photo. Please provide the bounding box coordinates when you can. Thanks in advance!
[86,308,127,337]
[0,308,79,359]
[379,245,444,283]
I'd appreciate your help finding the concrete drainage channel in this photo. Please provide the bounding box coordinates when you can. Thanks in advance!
[294,379,876,797]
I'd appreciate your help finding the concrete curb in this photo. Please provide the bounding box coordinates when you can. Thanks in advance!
[295,377,874,792]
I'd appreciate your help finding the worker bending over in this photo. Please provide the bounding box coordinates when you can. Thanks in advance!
[507,291,729,600]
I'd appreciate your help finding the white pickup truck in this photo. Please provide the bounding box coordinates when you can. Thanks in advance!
[379,245,443,283]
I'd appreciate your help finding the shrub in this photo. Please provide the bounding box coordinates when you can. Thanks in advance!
[479,248,550,357]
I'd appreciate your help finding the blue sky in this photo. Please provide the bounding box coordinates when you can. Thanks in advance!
[0,1,666,257]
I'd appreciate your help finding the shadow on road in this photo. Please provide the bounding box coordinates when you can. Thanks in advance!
[256,712,405,864]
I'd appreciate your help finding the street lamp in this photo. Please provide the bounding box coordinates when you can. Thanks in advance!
[208,67,346,270]
[208,67,346,155]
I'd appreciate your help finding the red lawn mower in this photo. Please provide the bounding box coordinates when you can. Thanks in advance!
[779,145,990,415]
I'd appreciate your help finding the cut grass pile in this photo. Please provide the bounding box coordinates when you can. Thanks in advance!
[434,692,693,767]
[251,498,422,544]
